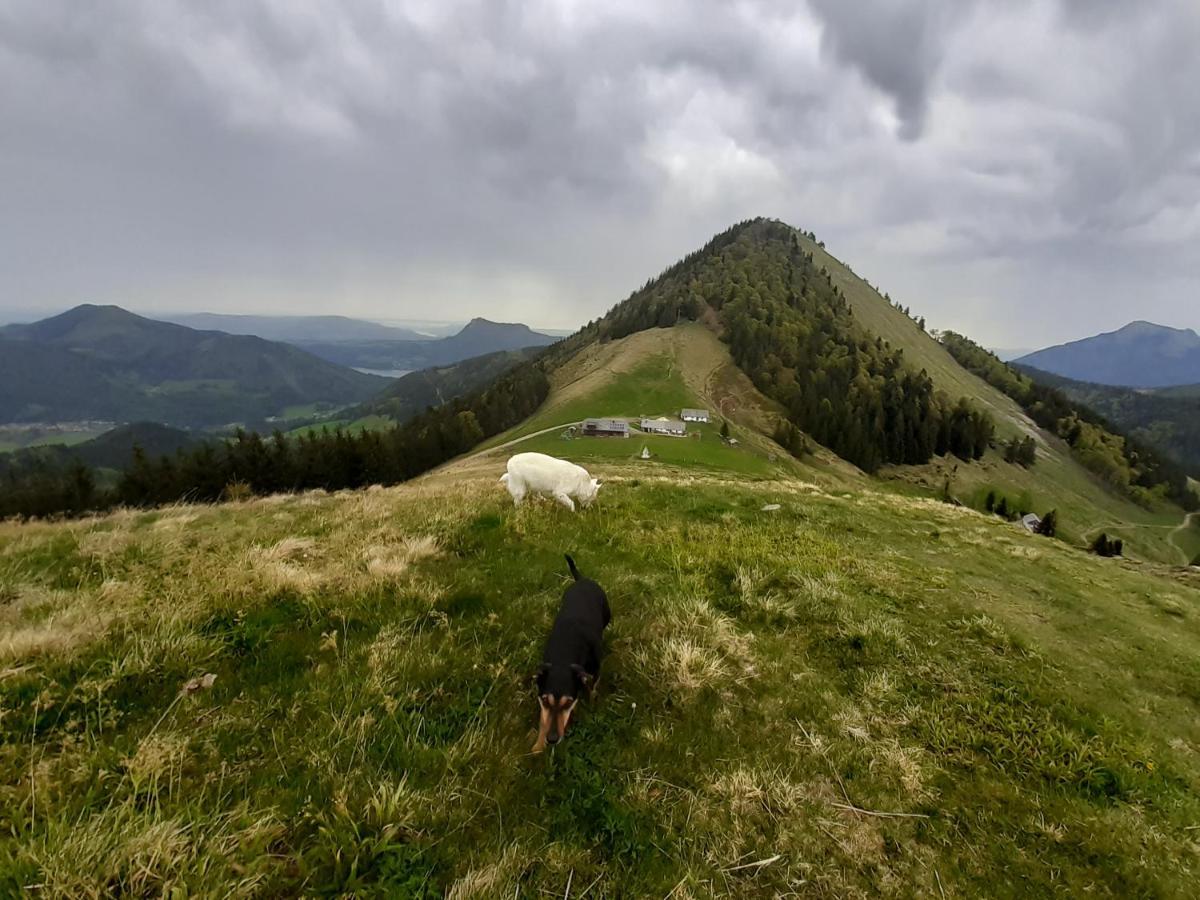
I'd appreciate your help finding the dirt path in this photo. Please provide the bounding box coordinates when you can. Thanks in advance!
[1169,512,1199,566]
[481,422,581,454]
[1097,511,1200,565]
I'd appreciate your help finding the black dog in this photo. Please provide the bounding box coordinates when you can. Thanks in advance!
[532,554,611,752]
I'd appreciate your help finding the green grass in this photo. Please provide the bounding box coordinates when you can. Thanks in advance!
[1174,514,1200,564]
[497,352,699,444]
[2,466,1199,896]
[899,447,1192,564]
[517,422,781,477]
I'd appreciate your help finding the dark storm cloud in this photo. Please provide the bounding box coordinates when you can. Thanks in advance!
[0,0,1196,343]
[806,0,974,140]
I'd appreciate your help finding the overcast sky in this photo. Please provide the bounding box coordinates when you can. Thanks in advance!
[1,0,1197,344]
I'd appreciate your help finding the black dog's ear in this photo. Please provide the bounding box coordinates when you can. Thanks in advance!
[570,664,595,693]
[533,663,551,687]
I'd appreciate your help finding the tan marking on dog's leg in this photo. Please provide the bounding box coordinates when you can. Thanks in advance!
[531,707,551,753]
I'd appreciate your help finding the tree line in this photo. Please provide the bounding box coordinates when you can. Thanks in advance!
[939,331,1198,511]
[1,364,549,518]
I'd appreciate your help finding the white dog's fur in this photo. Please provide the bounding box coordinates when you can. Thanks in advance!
[500,452,600,511]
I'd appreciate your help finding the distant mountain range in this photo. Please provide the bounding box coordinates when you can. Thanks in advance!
[1016,321,1200,388]
[0,305,386,428]
[292,317,559,371]
[351,347,543,423]
[160,313,428,343]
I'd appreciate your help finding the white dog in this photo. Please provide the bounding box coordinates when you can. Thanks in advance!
[500,452,601,511]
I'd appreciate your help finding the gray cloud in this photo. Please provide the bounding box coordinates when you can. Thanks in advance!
[807,0,974,140]
[0,0,1196,345]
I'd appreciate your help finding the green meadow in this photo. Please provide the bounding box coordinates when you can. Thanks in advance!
[2,462,1199,897]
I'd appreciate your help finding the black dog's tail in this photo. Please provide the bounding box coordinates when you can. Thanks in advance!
[565,554,581,581]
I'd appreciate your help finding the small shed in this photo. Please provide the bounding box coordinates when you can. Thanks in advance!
[640,417,686,437]
[1020,513,1041,533]
[582,418,630,438]
[680,408,710,423]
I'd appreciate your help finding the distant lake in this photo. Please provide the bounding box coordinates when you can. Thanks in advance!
[354,368,413,378]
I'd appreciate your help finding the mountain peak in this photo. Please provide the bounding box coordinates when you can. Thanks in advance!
[459,317,533,333]
[1017,320,1200,387]
[1116,320,1198,338]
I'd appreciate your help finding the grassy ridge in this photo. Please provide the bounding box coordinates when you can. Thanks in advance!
[2,468,1199,896]
[796,235,1192,563]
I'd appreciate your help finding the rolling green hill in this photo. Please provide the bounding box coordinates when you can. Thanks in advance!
[0,422,203,476]
[0,306,386,427]
[475,323,856,482]
[4,221,1192,567]
[3,455,1199,895]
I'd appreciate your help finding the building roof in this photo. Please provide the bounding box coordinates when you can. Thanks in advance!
[583,417,628,431]
[681,408,709,417]
[640,417,686,430]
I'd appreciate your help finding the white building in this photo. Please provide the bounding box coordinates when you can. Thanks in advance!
[680,408,710,423]
[640,417,686,436]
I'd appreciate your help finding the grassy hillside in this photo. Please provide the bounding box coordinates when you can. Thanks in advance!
[798,237,1036,439]
[478,323,859,483]
[795,235,1193,564]
[3,462,1199,896]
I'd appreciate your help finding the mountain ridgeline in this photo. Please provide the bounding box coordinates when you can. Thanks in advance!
[350,348,543,423]
[592,219,995,471]
[0,305,386,427]
[289,317,559,371]
[1015,321,1200,388]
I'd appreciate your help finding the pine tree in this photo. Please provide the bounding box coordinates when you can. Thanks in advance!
[1036,509,1057,537]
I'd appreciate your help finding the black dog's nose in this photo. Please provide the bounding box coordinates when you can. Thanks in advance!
[546,733,560,745]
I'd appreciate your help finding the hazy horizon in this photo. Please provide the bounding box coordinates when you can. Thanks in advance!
[3,1,1198,344]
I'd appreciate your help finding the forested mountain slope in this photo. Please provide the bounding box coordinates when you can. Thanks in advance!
[1015,365,1200,475]
[0,306,386,427]
[352,348,542,423]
